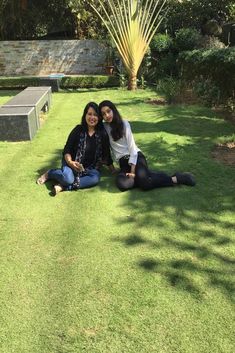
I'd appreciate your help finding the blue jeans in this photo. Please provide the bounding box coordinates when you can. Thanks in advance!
[48,160,100,191]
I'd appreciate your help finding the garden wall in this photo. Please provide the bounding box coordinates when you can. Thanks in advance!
[0,40,107,76]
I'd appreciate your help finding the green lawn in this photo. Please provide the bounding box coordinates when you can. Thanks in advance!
[0,88,235,353]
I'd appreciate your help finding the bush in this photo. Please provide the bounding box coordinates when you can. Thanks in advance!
[178,48,235,108]
[150,33,173,53]
[156,77,182,104]
[118,74,128,89]
[174,28,201,51]
[193,80,221,106]
[0,76,41,89]
[138,47,152,80]
[146,53,178,83]
[0,75,120,89]
[60,75,119,88]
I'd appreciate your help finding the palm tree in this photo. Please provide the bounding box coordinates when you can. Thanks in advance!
[90,0,168,90]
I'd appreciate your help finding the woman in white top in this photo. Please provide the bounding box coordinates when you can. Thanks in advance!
[99,100,196,192]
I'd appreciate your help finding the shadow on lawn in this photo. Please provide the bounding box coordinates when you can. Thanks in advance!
[111,109,235,302]
[36,148,62,193]
[113,185,235,302]
[131,116,232,139]
[0,89,20,97]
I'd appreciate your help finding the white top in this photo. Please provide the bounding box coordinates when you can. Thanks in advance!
[104,120,140,165]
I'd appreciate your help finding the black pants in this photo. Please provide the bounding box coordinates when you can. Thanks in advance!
[116,152,174,192]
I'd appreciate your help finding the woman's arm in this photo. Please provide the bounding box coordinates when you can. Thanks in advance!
[63,125,80,158]
[64,153,84,173]
[125,121,138,177]
[63,126,84,172]
[125,121,138,166]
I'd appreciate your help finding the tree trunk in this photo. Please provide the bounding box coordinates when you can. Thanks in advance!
[128,73,137,90]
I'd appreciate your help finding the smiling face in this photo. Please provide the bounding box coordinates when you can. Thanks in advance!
[85,107,99,128]
[100,106,114,123]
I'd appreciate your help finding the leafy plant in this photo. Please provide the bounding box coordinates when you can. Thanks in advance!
[193,80,221,106]
[156,77,181,104]
[174,28,201,52]
[90,0,168,90]
[178,48,235,108]
[150,33,173,53]
[118,73,128,89]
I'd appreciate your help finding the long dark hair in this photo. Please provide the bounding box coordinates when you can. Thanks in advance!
[81,102,102,131]
[99,100,124,141]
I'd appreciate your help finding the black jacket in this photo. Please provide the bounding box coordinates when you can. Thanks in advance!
[63,125,113,166]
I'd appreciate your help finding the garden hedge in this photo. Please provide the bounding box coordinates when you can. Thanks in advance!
[0,75,119,89]
[178,48,235,105]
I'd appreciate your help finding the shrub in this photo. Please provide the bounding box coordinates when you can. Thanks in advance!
[193,80,221,106]
[0,76,41,89]
[118,74,128,89]
[0,75,119,89]
[174,28,201,51]
[60,75,119,88]
[178,48,235,108]
[144,52,178,84]
[150,33,173,53]
[156,77,182,104]
[138,47,152,80]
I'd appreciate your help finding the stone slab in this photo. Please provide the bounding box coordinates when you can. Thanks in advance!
[24,86,52,108]
[3,87,52,128]
[0,106,37,141]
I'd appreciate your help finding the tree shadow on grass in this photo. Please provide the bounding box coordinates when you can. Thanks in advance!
[112,186,235,302]
[110,108,235,302]
[131,115,234,139]
[36,148,63,193]
[0,90,20,97]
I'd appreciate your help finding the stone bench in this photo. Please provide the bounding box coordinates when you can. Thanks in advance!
[0,106,37,141]
[0,86,52,141]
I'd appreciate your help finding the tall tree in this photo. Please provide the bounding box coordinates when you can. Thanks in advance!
[164,0,235,35]
[90,0,168,90]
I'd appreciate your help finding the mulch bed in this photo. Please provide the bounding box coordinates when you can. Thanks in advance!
[212,143,235,167]
[146,98,166,105]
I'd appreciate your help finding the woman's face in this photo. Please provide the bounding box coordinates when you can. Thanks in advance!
[85,107,99,128]
[101,106,113,123]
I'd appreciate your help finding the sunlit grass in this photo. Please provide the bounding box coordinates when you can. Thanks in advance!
[0,89,235,353]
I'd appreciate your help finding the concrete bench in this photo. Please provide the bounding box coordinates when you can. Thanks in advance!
[0,106,37,141]
[0,86,52,141]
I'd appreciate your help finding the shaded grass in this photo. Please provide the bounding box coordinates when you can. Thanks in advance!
[0,89,235,353]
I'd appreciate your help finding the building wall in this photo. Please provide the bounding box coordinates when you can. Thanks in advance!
[0,40,107,76]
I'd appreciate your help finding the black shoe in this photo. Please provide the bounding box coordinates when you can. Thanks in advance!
[174,172,196,186]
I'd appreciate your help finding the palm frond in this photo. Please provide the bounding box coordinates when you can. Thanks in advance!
[90,0,167,89]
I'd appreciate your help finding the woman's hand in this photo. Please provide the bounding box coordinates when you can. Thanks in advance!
[126,173,135,178]
[109,164,118,175]
[68,161,84,173]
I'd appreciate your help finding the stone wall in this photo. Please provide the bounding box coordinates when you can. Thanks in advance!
[0,40,107,76]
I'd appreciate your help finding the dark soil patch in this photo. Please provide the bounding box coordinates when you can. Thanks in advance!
[212,144,235,167]
[213,107,235,125]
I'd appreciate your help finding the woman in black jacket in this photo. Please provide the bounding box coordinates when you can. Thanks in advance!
[37,102,113,195]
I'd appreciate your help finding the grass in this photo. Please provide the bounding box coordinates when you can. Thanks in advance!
[0,88,235,353]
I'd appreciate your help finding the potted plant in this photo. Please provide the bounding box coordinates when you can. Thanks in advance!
[105,43,114,75]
